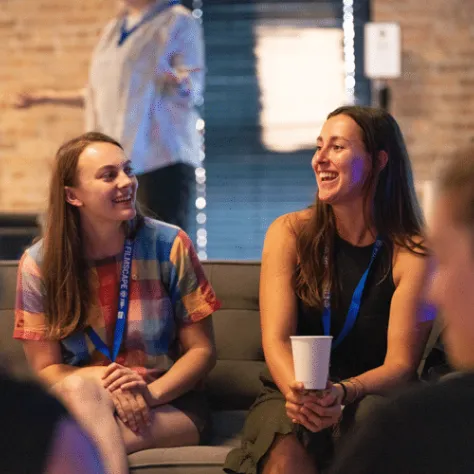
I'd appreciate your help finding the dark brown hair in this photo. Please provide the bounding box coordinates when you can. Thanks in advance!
[295,105,427,309]
[42,132,143,339]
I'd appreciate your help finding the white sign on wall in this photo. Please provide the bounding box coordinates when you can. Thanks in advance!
[364,22,401,79]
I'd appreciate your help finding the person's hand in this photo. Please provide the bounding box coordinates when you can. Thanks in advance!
[102,362,147,391]
[285,381,343,433]
[313,381,345,408]
[162,53,201,86]
[285,381,325,428]
[13,91,40,108]
[110,388,151,435]
[102,362,155,405]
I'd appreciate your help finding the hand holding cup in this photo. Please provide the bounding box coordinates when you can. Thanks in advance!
[287,335,341,432]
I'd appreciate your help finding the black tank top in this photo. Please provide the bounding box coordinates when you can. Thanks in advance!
[297,234,395,381]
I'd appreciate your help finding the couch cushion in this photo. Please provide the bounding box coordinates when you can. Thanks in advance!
[418,314,445,375]
[206,360,265,410]
[0,309,29,376]
[202,261,264,410]
[0,262,29,375]
[129,446,233,474]
[202,261,260,310]
[128,410,247,473]
[0,261,19,310]
[211,308,264,361]
[211,410,246,447]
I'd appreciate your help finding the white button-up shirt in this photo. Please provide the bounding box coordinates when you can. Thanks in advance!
[85,1,205,174]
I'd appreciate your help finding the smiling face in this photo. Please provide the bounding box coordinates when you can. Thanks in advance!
[428,193,474,370]
[65,142,138,226]
[312,114,372,206]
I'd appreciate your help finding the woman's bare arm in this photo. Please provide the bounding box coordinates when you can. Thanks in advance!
[146,317,216,406]
[260,213,302,396]
[13,88,86,108]
[23,339,107,386]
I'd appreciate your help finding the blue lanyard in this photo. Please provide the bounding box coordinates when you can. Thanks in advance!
[118,0,181,46]
[322,238,382,350]
[86,239,134,362]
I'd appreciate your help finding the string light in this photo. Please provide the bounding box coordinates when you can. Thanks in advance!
[192,0,207,260]
[342,0,356,104]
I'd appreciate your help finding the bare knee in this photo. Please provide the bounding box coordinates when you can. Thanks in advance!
[262,434,317,474]
[53,375,112,416]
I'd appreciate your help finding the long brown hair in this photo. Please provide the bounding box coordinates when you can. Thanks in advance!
[42,132,143,339]
[295,105,427,309]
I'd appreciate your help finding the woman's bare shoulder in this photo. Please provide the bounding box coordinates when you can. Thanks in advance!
[267,209,312,236]
[263,209,313,262]
[392,234,428,260]
[392,235,431,286]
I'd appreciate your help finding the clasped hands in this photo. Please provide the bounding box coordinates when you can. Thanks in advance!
[285,381,343,433]
[101,362,154,435]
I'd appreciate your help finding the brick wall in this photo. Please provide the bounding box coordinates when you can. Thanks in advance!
[374,0,474,182]
[0,0,473,212]
[0,0,115,212]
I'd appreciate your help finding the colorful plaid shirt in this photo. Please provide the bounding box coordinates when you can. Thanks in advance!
[14,218,220,382]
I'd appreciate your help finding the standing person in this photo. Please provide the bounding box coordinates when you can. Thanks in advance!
[14,132,220,474]
[15,0,204,232]
[329,148,474,474]
[224,106,435,474]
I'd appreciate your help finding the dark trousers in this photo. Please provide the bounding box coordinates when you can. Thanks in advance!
[137,163,195,232]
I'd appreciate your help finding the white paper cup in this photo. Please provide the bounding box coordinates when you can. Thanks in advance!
[290,335,332,390]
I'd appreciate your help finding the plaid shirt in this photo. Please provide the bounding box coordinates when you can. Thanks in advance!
[14,218,220,382]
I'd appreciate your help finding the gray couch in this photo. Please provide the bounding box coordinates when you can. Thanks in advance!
[0,260,442,473]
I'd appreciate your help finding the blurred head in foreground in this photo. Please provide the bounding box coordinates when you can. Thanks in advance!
[429,147,474,370]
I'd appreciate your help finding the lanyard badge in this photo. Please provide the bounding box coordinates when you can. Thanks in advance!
[322,238,382,350]
[86,239,134,362]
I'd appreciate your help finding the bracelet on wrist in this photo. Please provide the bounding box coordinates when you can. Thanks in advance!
[351,377,366,399]
[341,377,366,404]
[336,382,348,405]
[344,379,357,404]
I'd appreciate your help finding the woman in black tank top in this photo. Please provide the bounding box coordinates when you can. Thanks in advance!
[224,106,435,474]
[298,234,395,381]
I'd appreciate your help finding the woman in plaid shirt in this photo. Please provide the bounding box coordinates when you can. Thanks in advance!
[14,132,220,474]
